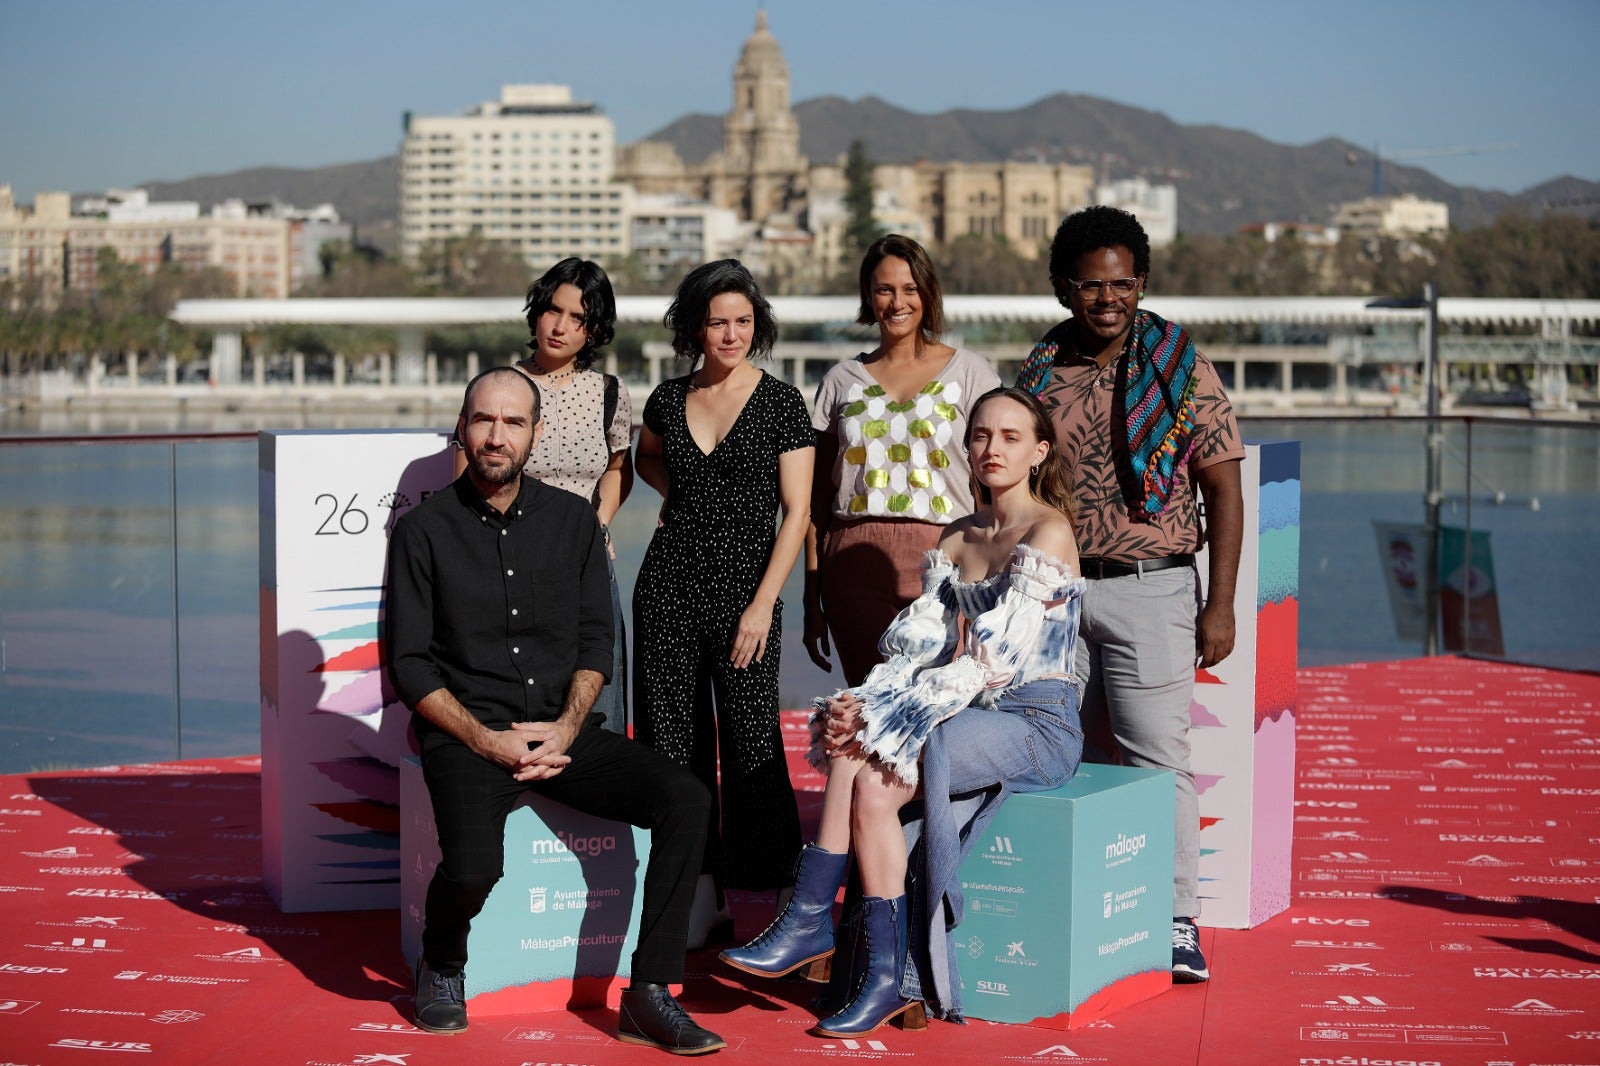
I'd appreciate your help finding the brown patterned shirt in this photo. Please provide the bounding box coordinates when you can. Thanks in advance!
[1037,328,1244,562]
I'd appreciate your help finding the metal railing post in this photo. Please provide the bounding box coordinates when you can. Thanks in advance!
[1422,281,1443,656]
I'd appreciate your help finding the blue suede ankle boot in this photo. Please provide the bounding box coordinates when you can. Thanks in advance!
[719,844,848,980]
[810,895,926,1037]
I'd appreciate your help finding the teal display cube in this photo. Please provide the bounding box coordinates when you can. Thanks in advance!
[400,757,648,1014]
[956,763,1175,1029]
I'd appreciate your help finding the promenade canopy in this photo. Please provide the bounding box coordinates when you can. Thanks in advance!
[171,295,1600,331]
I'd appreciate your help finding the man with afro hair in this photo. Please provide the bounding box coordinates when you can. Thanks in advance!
[1016,205,1245,984]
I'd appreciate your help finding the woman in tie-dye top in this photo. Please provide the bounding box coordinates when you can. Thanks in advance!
[722,387,1085,1037]
[804,235,1000,686]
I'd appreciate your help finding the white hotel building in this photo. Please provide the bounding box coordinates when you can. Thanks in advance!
[398,84,630,267]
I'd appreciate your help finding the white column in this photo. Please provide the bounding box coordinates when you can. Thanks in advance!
[126,349,139,389]
[333,353,346,388]
[644,341,670,388]
[211,332,243,386]
[292,352,305,388]
[395,328,425,386]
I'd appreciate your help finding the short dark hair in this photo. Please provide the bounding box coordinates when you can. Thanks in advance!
[855,233,945,345]
[663,259,778,364]
[463,365,541,424]
[1048,206,1151,306]
[523,257,617,370]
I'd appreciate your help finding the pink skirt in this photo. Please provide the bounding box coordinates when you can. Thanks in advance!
[819,517,946,687]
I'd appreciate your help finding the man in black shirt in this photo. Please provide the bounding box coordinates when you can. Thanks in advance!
[386,367,723,1054]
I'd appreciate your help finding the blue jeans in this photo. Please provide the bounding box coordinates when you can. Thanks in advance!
[934,677,1084,795]
[903,676,1084,1020]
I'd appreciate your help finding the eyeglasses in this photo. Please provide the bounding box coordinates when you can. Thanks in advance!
[1059,276,1140,298]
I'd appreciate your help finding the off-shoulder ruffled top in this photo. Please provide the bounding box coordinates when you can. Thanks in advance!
[808,544,1085,786]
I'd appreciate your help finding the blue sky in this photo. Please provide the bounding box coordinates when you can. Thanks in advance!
[3,0,1596,204]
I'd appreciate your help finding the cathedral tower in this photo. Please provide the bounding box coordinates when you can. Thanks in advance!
[717,10,805,221]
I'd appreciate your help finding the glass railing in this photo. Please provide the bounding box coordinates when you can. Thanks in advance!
[1244,417,1598,671]
[0,434,257,773]
[1,416,1596,774]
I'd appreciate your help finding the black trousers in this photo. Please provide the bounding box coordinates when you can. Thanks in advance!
[633,600,802,891]
[420,718,710,985]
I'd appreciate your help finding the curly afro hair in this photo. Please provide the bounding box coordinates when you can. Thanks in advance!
[1047,205,1151,284]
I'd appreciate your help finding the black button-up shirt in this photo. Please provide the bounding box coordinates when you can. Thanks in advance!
[384,474,612,738]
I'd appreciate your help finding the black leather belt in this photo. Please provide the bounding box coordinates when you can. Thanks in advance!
[1077,553,1195,580]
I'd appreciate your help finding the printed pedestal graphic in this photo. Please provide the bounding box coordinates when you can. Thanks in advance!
[954,763,1175,1029]
[1193,440,1300,928]
[400,757,648,1012]
[260,429,452,912]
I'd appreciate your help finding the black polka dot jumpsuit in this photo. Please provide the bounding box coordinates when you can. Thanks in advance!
[632,371,810,890]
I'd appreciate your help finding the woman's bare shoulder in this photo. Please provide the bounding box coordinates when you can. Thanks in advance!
[1023,512,1078,559]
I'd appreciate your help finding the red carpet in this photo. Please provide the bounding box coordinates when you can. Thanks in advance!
[2,657,1597,1065]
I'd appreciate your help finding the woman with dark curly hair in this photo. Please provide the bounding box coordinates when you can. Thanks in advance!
[451,257,633,733]
[633,259,814,946]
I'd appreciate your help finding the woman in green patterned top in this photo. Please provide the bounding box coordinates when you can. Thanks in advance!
[803,234,1000,687]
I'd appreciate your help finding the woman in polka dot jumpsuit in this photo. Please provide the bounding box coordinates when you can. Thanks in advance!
[634,260,814,944]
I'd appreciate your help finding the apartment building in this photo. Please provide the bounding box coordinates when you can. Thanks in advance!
[399,84,629,267]
[628,196,740,283]
[0,185,320,305]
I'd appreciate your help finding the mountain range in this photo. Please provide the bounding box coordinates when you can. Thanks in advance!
[135,92,1598,242]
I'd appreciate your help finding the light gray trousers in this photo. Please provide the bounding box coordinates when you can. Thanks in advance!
[1074,565,1201,918]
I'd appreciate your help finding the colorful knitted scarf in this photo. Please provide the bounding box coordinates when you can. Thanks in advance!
[1016,309,1199,518]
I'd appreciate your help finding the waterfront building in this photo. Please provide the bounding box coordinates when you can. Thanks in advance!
[281,203,353,294]
[801,159,1096,263]
[902,160,1094,256]
[1331,194,1449,239]
[397,83,630,267]
[1093,176,1179,247]
[0,184,341,306]
[803,165,930,274]
[626,195,741,284]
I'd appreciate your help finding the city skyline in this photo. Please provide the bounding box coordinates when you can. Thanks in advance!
[2,0,1597,206]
